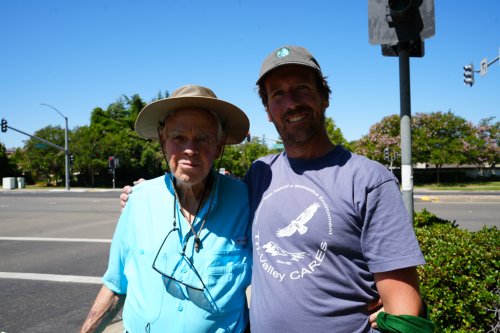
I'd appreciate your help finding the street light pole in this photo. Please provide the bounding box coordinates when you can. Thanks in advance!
[41,103,70,190]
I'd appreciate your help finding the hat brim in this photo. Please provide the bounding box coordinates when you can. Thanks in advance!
[135,96,250,145]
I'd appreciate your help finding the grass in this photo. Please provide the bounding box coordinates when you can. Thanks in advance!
[415,181,500,191]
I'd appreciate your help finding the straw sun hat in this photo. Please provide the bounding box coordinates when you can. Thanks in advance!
[135,85,249,145]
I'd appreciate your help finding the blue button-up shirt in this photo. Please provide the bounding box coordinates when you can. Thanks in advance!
[103,173,251,332]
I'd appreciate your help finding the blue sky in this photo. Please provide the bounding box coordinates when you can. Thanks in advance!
[1,1,498,149]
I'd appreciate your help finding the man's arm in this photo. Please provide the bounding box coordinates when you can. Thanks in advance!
[374,266,423,316]
[80,285,125,333]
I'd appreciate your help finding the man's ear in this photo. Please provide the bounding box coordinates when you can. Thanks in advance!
[322,97,329,111]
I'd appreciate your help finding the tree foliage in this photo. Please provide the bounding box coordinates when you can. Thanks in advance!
[4,97,497,187]
[21,126,66,185]
[325,117,351,150]
[0,143,17,178]
[219,139,273,178]
[412,111,473,168]
[352,111,498,183]
[353,114,401,164]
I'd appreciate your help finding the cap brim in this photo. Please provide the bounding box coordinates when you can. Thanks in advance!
[135,96,250,145]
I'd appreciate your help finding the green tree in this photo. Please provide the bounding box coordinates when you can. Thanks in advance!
[219,140,271,178]
[74,96,164,187]
[22,126,66,185]
[0,142,17,178]
[413,111,473,183]
[325,117,351,150]
[70,125,109,186]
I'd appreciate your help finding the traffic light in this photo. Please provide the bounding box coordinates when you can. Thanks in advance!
[368,0,435,57]
[108,156,115,169]
[69,155,74,165]
[1,118,7,132]
[384,147,390,161]
[463,63,474,86]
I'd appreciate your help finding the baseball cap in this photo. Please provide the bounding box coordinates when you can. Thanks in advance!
[135,85,250,144]
[257,46,323,84]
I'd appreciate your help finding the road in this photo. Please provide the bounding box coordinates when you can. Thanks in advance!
[0,190,120,333]
[0,189,498,332]
[414,191,500,231]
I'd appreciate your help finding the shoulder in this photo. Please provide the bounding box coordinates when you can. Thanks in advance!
[254,152,282,165]
[344,149,397,187]
[247,152,282,174]
[218,173,248,195]
[129,175,168,199]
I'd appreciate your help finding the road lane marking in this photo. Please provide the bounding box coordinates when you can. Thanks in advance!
[417,195,440,202]
[0,272,102,284]
[0,237,111,243]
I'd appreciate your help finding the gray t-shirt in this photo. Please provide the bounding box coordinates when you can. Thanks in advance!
[245,146,425,333]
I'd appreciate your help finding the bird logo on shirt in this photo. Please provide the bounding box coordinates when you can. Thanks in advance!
[276,202,321,237]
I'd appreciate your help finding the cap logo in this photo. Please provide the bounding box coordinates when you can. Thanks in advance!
[275,47,290,58]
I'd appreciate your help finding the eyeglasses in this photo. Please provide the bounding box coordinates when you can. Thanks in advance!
[152,227,218,313]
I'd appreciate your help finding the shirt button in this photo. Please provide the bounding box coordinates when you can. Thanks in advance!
[177,305,183,311]
[181,267,187,273]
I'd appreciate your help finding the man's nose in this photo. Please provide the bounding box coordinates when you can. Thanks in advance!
[284,90,302,110]
[183,139,199,155]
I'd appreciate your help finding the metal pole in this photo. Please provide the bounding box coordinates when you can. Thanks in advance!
[41,103,70,190]
[398,43,414,223]
[64,116,69,191]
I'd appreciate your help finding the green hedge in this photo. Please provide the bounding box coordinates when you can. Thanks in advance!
[414,209,499,332]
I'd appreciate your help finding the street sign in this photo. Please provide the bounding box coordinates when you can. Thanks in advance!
[480,58,488,76]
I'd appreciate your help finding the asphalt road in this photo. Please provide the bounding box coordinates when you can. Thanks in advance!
[0,189,498,332]
[414,191,500,231]
[0,190,120,333]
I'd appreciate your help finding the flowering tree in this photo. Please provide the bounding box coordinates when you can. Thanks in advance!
[353,111,493,183]
[465,116,499,170]
[353,114,400,164]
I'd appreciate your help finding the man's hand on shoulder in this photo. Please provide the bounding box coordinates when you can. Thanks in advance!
[120,178,145,210]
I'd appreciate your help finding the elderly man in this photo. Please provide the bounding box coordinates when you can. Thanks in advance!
[81,85,252,333]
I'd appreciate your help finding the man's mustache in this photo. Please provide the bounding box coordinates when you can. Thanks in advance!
[283,106,312,118]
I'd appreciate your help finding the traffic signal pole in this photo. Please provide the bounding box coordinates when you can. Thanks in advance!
[368,0,435,224]
[398,43,414,222]
[1,118,70,189]
[1,123,65,152]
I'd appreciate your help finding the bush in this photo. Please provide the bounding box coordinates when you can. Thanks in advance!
[414,209,499,332]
